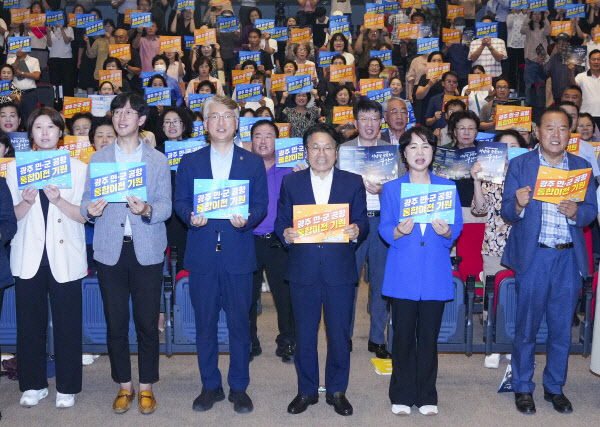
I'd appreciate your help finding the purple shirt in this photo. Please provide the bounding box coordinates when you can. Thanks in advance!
[254,164,292,236]
[140,36,159,72]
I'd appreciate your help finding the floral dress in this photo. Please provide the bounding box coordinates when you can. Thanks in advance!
[470,181,512,257]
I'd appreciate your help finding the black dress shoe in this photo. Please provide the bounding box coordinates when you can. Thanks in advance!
[287,394,318,414]
[514,392,536,414]
[192,387,225,411]
[249,345,262,362]
[368,340,391,359]
[544,391,573,413]
[326,392,353,416]
[349,339,352,352]
[228,390,253,414]
[276,344,295,364]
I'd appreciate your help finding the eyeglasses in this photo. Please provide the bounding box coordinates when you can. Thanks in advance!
[357,117,380,123]
[308,146,336,153]
[207,113,236,121]
[387,109,408,116]
[164,119,182,126]
[113,109,139,119]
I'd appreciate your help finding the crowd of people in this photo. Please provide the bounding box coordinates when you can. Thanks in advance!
[1,0,600,421]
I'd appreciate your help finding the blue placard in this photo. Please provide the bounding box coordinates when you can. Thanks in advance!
[75,14,95,28]
[0,81,11,96]
[84,20,105,37]
[90,162,146,202]
[141,71,164,87]
[565,4,585,18]
[8,133,30,152]
[367,88,392,105]
[286,75,313,94]
[16,151,72,190]
[509,0,528,9]
[555,0,572,8]
[183,35,195,49]
[165,139,207,171]
[318,51,338,67]
[3,0,20,8]
[383,1,400,12]
[131,12,152,28]
[417,38,439,55]
[406,99,416,130]
[46,11,64,26]
[218,16,239,32]
[191,121,206,138]
[418,24,433,38]
[476,22,498,39]
[475,132,496,143]
[270,27,289,41]
[193,179,249,219]
[175,0,195,10]
[188,93,214,112]
[255,19,275,32]
[238,117,271,142]
[421,0,436,7]
[365,3,385,14]
[330,15,349,24]
[329,20,352,38]
[528,0,548,12]
[508,147,529,163]
[275,138,306,168]
[235,84,263,103]
[238,51,261,66]
[370,50,392,66]
[7,37,31,53]
[144,87,171,106]
[399,183,456,224]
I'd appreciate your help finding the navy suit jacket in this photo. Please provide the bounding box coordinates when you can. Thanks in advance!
[501,149,598,275]
[274,167,369,285]
[174,144,268,274]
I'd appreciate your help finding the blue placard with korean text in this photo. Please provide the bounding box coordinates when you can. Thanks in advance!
[7,37,31,53]
[383,1,400,12]
[193,179,249,219]
[421,0,436,7]
[131,12,152,28]
[175,0,195,10]
[255,19,275,32]
[218,17,239,32]
[165,139,207,171]
[476,22,498,39]
[144,87,171,106]
[286,75,313,94]
[270,27,289,41]
[238,117,271,142]
[366,3,385,14]
[84,20,105,37]
[275,138,306,168]
[8,133,30,152]
[318,51,338,67]
[417,38,439,55]
[141,71,164,87]
[75,14,95,28]
[183,36,195,49]
[46,11,64,26]
[0,81,11,96]
[3,0,20,8]
[330,15,349,24]
[528,0,548,12]
[555,0,572,8]
[565,4,585,19]
[16,151,72,190]
[188,93,213,112]
[235,84,263,103]
[367,88,392,105]
[90,162,146,202]
[399,183,456,224]
[191,121,206,138]
[370,50,392,66]
[238,51,261,66]
[509,0,528,9]
[329,20,352,38]
[475,132,496,143]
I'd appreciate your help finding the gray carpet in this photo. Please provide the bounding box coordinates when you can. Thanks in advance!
[1,281,599,426]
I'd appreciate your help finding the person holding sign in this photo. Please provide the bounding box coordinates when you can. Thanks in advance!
[354,26,391,79]
[276,92,320,138]
[80,92,172,415]
[6,47,41,121]
[6,106,88,409]
[275,122,368,416]
[468,17,508,77]
[557,101,600,178]
[378,126,463,416]
[424,70,460,130]
[84,18,116,82]
[46,16,75,110]
[521,10,551,108]
[174,95,268,414]
[479,76,511,131]
[500,106,597,415]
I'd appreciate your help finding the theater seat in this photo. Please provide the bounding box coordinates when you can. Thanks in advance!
[0,286,17,351]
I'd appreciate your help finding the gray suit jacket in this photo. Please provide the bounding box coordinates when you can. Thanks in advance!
[80,141,172,266]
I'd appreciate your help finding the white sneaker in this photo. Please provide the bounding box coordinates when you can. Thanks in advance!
[56,392,75,408]
[391,404,411,415]
[484,353,501,369]
[419,405,438,415]
[20,389,48,406]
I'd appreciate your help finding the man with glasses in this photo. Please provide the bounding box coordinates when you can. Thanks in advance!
[275,122,368,416]
[479,77,511,131]
[81,92,172,414]
[468,16,508,77]
[174,95,268,414]
[113,28,142,92]
[424,71,460,130]
[382,97,409,146]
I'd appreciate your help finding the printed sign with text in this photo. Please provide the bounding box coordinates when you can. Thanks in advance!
[293,204,350,244]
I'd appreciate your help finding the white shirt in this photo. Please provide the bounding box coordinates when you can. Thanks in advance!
[357,138,381,211]
[0,19,7,50]
[575,70,600,117]
[48,26,74,58]
[579,139,600,177]
[7,55,40,90]
[115,140,143,236]
[210,143,234,180]
[310,167,334,204]
[167,61,185,82]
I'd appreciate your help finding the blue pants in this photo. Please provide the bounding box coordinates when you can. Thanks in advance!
[189,263,253,392]
[351,215,389,344]
[524,59,546,108]
[512,247,581,394]
[290,279,354,396]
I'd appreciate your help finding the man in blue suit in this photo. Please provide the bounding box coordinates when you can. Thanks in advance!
[275,123,368,416]
[174,95,268,414]
[501,106,598,415]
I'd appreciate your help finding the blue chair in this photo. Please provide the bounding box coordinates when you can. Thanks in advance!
[0,286,17,352]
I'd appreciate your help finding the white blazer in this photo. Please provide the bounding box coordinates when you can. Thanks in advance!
[6,157,88,282]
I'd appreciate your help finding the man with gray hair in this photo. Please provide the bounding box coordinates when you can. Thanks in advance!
[381,97,409,147]
[174,95,268,414]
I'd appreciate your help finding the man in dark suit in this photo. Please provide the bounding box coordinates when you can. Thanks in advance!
[501,106,597,415]
[275,123,368,416]
[174,95,268,414]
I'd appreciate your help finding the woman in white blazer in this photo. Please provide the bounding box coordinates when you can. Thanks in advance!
[6,107,88,409]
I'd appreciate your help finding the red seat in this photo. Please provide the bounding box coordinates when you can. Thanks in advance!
[493,270,515,314]
[584,226,593,275]
[176,270,189,282]
[455,223,485,295]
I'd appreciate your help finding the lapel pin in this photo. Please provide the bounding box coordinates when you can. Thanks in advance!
[240,156,244,160]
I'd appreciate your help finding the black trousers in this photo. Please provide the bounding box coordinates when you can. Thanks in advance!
[389,298,445,407]
[250,234,295,348]
[15,266,82,394]
[48,57,75,108]
[96,241,163,384]
[0,286,5,355]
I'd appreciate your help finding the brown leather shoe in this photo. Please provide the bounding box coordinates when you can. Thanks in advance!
[112,388,135,414]
[138,390,157,414]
